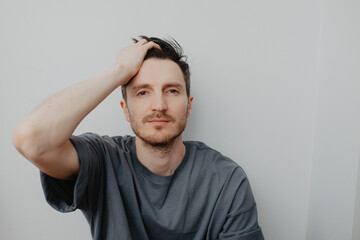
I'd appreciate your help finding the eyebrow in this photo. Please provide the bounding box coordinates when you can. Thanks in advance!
[130,82,184,93]
[130,84,152,93]
[163,83,184,90]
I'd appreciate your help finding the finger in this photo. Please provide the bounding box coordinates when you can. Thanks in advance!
[144,41,161,50]
[136,38,148,45]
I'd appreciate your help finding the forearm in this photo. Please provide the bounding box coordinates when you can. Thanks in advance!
[13,38,161,161]
[13,66,127,156]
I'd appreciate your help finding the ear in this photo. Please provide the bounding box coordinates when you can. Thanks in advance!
[120,99,131,122]
[186,96,194,118]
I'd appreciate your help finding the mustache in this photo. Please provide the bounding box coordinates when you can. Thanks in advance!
[142,112,175,123]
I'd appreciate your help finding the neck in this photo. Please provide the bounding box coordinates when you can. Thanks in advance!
[135,136,186,176]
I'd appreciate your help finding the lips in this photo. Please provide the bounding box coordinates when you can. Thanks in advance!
[148,119,169,122]
[147,118,171,126]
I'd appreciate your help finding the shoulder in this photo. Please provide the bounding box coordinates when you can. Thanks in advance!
[185,140,247,180]
[70,133,135,152]
[72,132,132,141]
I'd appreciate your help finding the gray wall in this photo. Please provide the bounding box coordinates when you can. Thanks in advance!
[1,0,359,239]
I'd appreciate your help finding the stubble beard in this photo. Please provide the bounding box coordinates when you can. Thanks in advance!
[130,113,187,150]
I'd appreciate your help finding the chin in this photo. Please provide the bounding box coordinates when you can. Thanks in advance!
[139,131,180,147]
[132,125,186,148]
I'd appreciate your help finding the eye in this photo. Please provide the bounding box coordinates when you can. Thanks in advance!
[137,91,148,96]
[167,89,179,94]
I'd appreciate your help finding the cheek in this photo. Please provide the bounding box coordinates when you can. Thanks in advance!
[127,103,147,120]
[171,100,189,116]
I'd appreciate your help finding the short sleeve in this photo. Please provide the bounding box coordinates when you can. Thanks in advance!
[40,133,105,213]
[218,169,264,240]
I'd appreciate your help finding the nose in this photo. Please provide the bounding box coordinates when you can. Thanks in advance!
[150,92,168,112]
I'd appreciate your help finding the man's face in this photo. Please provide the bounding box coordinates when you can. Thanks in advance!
[121,59,193,147]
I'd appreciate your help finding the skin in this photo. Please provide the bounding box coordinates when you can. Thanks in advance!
[121,59,193,176]
[12,39,168,180]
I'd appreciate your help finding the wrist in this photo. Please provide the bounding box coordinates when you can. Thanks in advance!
[108,65,132,87]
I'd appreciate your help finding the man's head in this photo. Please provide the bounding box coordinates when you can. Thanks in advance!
[120,36,193,148]
[121,36,190,101]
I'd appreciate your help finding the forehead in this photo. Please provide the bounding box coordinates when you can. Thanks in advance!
[128,59,185,88]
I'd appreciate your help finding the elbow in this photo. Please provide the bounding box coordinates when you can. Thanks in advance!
[12,122,44,162]
[12,122,28,153]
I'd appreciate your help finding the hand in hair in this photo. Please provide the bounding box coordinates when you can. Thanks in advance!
[115,38,161,86]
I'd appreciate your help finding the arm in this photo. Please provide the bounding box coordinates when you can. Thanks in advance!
[12,39,160,180]
[218,172,264,240]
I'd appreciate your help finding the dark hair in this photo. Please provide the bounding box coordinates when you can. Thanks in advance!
[121,36,190,100]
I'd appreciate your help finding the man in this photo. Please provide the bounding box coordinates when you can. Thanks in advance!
[12,36,264,240]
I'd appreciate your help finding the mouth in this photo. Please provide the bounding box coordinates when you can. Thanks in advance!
[148,119,170,126]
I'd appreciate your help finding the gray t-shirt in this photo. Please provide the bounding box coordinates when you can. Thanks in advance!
[40,133,264,240]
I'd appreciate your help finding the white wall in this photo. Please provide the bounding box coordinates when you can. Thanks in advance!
[352,156,360,240]
[306,1,360,239]
[1,1,359,239]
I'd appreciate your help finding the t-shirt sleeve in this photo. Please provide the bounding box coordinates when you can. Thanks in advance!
[40,133,105,213]
[218,168,264,240]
